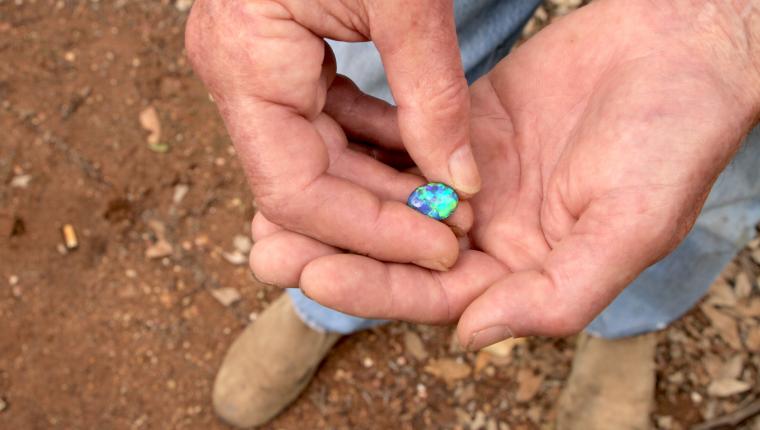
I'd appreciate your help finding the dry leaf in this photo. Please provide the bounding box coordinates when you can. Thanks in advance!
[706,378,751,397]
[718,355,744,380]
[403,331,428,361]
[745,326,760,351]
[701,304,742,349]
[736,297,760,318]
[515,368,543,403]
[139,106,162,145]
[424,358,471,385]
[707,280,737,307]
[734,272,753,300]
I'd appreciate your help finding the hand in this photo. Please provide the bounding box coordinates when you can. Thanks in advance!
[248,0,760,349]
[184,0,481,271]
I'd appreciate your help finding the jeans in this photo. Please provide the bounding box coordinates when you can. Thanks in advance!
[288,0,760,339]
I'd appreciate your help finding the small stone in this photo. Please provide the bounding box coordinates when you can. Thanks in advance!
[232,235,252,254]
[10,174,32,188]
[175,0,193,12]
[146,240,173,259]
[222,251,247,266]
[362,357,374,368]
[403,330,428,361]
[0,397,6,413]
[172,184,189,204]
[8,275,18,286]
[210,288,241,307]
[407,182,459,221]
[424,358,471,385]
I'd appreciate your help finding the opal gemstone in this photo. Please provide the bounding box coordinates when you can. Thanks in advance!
[407,182,459,221]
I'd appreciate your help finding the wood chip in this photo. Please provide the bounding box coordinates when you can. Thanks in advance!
[718,355,744,380]
[424,358,471,385]
[62,224,78,250]
[706,378,751,397]
[139,106,162,145]
[515,368,544,403]
[701,305,742,349]
[403,331,428,361]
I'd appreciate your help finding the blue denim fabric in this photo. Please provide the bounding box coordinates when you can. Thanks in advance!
[288,0,760,338]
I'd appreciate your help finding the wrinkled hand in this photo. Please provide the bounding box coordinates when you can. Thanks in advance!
[185,0,481,271]
[249,0,760,349]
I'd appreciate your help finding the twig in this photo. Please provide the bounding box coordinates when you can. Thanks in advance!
[691,397,760,430]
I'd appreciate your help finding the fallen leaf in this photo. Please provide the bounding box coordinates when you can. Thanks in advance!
[210,287,241,307]
[701,304,742,349]
[139,106,161,145]
[718,355,744,380]
[736,297,760,318]
[515,368,543,403]
[734,272,753,300]
[403,331,428,361]
[706,280,737,307]
[424,358,471,385]
[706,378,751,397]
[148,142,169,153]
[745,326,760,351]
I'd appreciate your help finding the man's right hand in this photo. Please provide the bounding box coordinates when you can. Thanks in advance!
[185,0,481,270]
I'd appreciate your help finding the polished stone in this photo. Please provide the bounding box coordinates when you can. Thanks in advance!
[407,182,459,221]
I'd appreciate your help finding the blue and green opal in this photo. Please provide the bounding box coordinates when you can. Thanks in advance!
[407,182,459,221]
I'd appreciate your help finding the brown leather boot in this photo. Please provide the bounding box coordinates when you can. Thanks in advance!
[556,332,657,430]
[213,294,341,428]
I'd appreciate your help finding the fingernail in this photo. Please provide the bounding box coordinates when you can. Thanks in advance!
[448,145,481,196]
[466,325,513,351]
[413,258,450,272]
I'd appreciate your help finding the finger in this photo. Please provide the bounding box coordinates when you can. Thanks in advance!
[250,230,338,288]
[325,75,405,151]
[299,251,507,323]
[251,212,283,241]
[315,113,473,234]
[457,200,679,350]
[329,143,474,235]
[346,143,414,169]
[370,1,481,196]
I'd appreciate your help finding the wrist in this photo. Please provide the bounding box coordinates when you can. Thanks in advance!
[678,0,760,119]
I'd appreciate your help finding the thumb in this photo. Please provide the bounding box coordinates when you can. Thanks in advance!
[457,200,683,349]
[369,1,481,196]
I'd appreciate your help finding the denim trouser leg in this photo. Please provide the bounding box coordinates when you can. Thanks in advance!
[288,0,760,338]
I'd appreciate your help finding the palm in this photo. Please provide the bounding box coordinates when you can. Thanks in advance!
[253,0,755,345]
